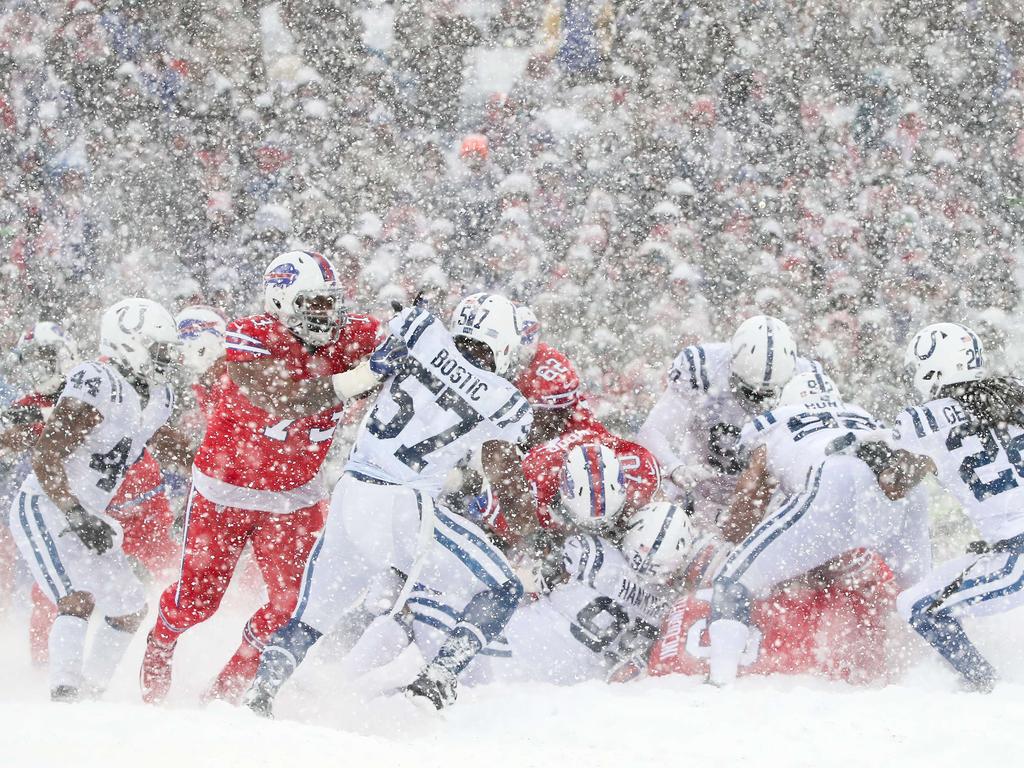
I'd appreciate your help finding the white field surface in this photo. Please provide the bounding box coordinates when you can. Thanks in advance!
[3,570,1024,768]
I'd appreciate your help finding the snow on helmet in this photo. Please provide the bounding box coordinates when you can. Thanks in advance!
[450,293,520,376]
[176,305,226,375]
[621,501,698,580]
[559,444,627,532]
[12,321,80,395]
[263,250,346,347]
[730,315,798,409]
[100,298,180,383]
[778,367,843,409]
[904,322,985,401]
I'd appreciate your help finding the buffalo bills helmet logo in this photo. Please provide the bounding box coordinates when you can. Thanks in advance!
[178,318,220,339]
[265,262,300,287]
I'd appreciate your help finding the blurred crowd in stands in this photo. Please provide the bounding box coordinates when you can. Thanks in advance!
[2,0,1024,429]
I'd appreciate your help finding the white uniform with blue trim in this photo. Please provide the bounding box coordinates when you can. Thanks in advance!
[892,399,1024,627]
[636,342,821,521]
[292,308,532,638]
[391,534,667,684]
[7,361,173,613]
[716,400,930,597]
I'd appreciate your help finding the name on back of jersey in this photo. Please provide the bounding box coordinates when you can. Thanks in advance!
[428,347,489,402]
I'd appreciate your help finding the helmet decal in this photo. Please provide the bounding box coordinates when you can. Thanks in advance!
[913,330,941,360]
[308,251,336,283]
[583,444,607,520]
[178,318,221,339]
[117,303,146,334]
[265,262,300,287]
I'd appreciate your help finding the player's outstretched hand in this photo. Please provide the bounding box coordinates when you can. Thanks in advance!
[370,335,412,378]
[63,504,115,555]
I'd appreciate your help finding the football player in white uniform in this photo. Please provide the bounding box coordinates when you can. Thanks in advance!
[637,315,823,537]
[6,299,185,701]
[245,294,535,713]
[704,370,931,686]
[886,323,1024,691]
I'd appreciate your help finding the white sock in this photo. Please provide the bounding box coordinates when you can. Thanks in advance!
[707,618,749,686]
[341,615,413,676]
[49,615,88,692]
[82,618,136,695]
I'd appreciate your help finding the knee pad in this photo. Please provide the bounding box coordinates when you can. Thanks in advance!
[710,578,752,625]
[57,591,96,619]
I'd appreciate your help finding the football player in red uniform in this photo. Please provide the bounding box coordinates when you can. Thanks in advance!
[478,306,659,537]
[141,251,384,704]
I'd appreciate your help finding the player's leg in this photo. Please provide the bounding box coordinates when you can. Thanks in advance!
[707,464,867,685]
[876,485,933,590]
[896,548,1024,691]
[206,500,327,703]
[79,545,149,698]
[9,488,96,701]
[141,490,252,703]
[245,476,391,715]
[29,583,58,666]
[401,500,523,707]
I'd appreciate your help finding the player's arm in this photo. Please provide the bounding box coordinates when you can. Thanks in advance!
[229,357,343,417]
[637,386,707,488]
[0,406,43,454]
[720,443,775,543]
[481,439,536,537]
[147,424,195,472]
[875,449,936,500]
[31,398,101,514]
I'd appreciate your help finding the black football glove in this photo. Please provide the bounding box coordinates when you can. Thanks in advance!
[63,503,116,555]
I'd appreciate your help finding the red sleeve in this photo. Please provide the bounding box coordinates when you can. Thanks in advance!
[223,316,275,363]
[327,314,383,371]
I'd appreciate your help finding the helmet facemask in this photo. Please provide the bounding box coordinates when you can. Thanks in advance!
[289,288,346,347]
[729,373,779,414]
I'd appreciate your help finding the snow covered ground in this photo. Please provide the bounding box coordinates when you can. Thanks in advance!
[3,574,1024,768]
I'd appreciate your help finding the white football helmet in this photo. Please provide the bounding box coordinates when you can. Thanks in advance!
[778,369,843,409]
[904,322,985,401]
[12,321,80,395]
[263,250,346,347]
[450,293,520,376]
[176,305,226,376]
[100,298,180,383]
[621,501,698,580]
[730,315,798,410]
[558,444,627,532]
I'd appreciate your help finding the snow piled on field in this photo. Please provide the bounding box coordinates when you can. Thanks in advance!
[3,579,1024,768]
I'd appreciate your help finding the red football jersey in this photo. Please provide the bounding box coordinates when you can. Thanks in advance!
[193,313,381,492]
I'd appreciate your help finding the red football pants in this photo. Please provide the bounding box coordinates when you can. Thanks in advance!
[154,491,325,650]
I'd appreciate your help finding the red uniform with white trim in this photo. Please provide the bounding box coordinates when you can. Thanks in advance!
[149,311,381,702]
[480,416,660,536]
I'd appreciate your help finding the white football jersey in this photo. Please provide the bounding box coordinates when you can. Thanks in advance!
[24,361,174,516]
[891,398,1024,542]
[347,307,533,494]
[637,342,822,507]
[739,401,880,496]
[490,534,668,683]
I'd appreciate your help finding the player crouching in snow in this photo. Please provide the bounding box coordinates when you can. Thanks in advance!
[6,299,190,701]
[702,370,932,686]
[880,324,1024,692]
[341,450,694,687]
